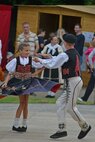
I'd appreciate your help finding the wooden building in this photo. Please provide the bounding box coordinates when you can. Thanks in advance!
[16,5,95,36]
[16,5,95,86]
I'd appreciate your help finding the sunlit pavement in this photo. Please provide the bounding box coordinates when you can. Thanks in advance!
[0,104,94,142]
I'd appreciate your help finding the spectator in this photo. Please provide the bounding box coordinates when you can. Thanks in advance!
[78,40,95,102]
[0,39,4,82]
[37,29,46,53]
[44,32,56,46]
[16,22,39,56]
[56,28,66,51]
[74,24,85,64]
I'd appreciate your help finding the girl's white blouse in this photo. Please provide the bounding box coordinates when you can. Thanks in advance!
[6,56,43,73]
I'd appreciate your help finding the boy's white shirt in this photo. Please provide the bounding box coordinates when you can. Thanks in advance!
[38,52,69,69]
[6,56,43,73]
[6,53,69,73]
[0,40,2,65]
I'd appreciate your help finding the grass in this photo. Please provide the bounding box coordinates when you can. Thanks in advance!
[0,96,94,105]
[77,100,94,105]
[0,96,56,104]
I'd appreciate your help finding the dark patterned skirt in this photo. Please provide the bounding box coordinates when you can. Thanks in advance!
[43,68,59,82]
[1,77,60,97]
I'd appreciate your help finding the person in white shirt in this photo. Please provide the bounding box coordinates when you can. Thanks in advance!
[1,43,60,132]
[16,22,39,56]
[34,33,91,140]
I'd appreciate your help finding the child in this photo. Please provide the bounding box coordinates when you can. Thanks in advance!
[1,43,60,132]
[34,34,91,139]
[41,36,63,98]
[85,41,95,66]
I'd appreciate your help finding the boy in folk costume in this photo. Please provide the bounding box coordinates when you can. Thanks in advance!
[41,36,63,98]
[34,34,91,139]
[1,43,60,132]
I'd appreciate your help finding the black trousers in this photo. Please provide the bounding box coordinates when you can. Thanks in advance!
[82,72,95,101]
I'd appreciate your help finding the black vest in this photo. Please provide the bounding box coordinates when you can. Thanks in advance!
[61,49,81,79]
[16,56,32,73]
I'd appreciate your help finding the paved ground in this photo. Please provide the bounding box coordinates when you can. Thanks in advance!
[34,87,95,104]
[0,104,94,142]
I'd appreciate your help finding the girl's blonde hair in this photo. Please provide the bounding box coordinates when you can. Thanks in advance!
[57,28,65,37]
[18,43,30,51]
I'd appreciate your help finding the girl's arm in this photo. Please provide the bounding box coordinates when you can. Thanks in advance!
[41,45,47,54]
[2,73,11,88]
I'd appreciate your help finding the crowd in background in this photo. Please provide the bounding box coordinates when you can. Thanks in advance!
[0,22,94,137]
[1,22,95,99]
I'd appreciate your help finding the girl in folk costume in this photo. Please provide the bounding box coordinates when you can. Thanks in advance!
[1,43,60,132]
[41,36,63,98]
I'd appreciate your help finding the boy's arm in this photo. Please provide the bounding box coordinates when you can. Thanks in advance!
[37,52,69,69]
[32,60,43,69]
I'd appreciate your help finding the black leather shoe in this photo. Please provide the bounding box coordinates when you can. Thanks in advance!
[45,95,55,98]
[21,126,27,132]
[50,131,67,139]
[12,126,24,132]
[78,125,91,139]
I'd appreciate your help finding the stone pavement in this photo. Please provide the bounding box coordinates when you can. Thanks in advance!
[0,104,94,142]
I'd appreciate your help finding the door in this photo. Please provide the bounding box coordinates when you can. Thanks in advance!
[38,13,59,38]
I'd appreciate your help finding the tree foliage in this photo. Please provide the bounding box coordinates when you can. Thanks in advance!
[0,0,95,5]
[84,0,95,4]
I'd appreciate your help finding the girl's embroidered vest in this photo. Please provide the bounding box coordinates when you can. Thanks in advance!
[14,56,32,80]
[61,49,81,79]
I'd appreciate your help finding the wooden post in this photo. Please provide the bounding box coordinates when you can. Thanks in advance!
[59,14,62,28]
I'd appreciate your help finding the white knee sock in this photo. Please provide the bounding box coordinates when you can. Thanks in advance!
[22,119,27,127]
[58,123,66,132]
[48,91,55,96]
[13,118,20,128]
